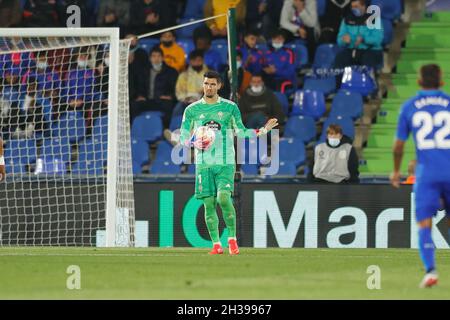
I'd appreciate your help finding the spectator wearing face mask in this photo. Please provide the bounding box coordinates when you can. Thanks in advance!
[130,45,178,128]
[309,124,359,184]
[333,0,383,70]
[261,29,297,92]
[171,50,209,118]
[238,73,285,132]
[159,31,186,73]
[193,28,224,73]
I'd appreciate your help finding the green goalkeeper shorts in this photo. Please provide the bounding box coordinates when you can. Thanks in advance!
[194,165,235,199]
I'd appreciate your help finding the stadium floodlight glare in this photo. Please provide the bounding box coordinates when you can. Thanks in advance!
[0,28,135,247]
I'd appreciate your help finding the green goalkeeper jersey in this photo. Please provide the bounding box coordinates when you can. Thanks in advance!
[179,96,256,167]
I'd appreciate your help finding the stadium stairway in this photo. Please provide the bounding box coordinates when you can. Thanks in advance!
[360,10,450,176]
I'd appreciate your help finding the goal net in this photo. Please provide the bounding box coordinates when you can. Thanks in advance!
[0,28,135,247]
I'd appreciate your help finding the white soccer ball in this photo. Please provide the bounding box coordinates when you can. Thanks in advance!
[194,126,216,149]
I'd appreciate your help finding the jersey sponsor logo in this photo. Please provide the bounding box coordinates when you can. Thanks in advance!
[203,120,221,131]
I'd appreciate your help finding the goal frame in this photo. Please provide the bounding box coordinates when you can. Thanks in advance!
[0,28,121,247]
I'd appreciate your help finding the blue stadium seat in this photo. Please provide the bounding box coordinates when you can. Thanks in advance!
[274,161,298,176]
[176,18,204,38]
[5,138,37,166]
[211,39,228,64]
[155,140,174,161]
[131,139,150,174]
[182,0,206,19]
[382,18,393,46]
[139,38,160,54]
[131,111,163,143]
[274,91,289,116]
[150,159,181,174]
[236,137,260,165]
[52,111,85,143]
[93,115,108,142]
[340,66,376,97]
[317,0,327,17]
[6,163,25,174]
[313,44,340,70]
[329,90,364,120]
[278,137,306,166]
[286,42,308,69]
[370,0,402,21]
[177,38,195,60]
[240,163,259,175]
[72,159,104,175]
[78,138,107,164]
[284,115,316,143]
[169,115,183,131]
[303,75,336,96]
[186,163,196,174]
[41,137,71,163]
[290,90,326,120]
[35,157,67,174]
[320,116,355,141]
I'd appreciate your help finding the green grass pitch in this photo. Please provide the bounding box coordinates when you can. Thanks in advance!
[0,247,449,299]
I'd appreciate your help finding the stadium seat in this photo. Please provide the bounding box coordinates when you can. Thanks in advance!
[131,111,163,143]
[286,42,308,69]
[5,138,37,165]
[35,157,67,174]
[139,38,160,54]
[274,161,297,176]
[150,159,181,174]
[313,44,340,70]
[303,75,336,96]
[382,18,394,46]
[290,89,326,120]
[340,66,376,97]
[320,116,355,141]
[236,137,260,165]
[370,0,402,21]
[177,38,195,60]
[283,115,316,143]
[186,163,196,174]
[131,139,150,174]
[274,91,289,116]
[176,18,205,39]
[278,137,306,167]
[240,163,259,175]
[41,137,71,163]
[72,159,104,175]
[169,115,183,131]
[93,115,108,142]
[211,39,228,64]
[329,90,364,120]
[52,111,85,143]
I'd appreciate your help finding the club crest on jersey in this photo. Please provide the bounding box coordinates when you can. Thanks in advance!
[218,111,224,119]
[204,120,221,131]
[199,114,205,119]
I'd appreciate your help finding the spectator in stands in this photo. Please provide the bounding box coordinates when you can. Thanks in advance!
[280,0,320,60]
[93,51,109,119]
[193,28,224,72]
[333,0,383,70]
[238,73,285,132]
[172,50,208,118]
[23,50,61,99]
[238,29,264,75]
[129,0,163,36]
[219,50,252,99]
[309,124,359,184]
[261,29,296,92]
[0,0,22,27]
[204,0,246,38]
[97,0,130,36]
[125,34,149,68]
[130,46,178,128]
[22,0,59,27]
[245,0,268,36]
[11,78,48,139]
[402,159,416,185]
[261,0,285,40]
[319,0,351,43]
[159,30,186,73]
[63,48,97,122]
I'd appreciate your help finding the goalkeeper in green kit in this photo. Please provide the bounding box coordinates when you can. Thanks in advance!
[178,70,278,255]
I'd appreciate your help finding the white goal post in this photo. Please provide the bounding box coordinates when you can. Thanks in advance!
[0,28,135,247]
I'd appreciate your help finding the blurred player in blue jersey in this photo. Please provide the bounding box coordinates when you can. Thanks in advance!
[391,64,450,288]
